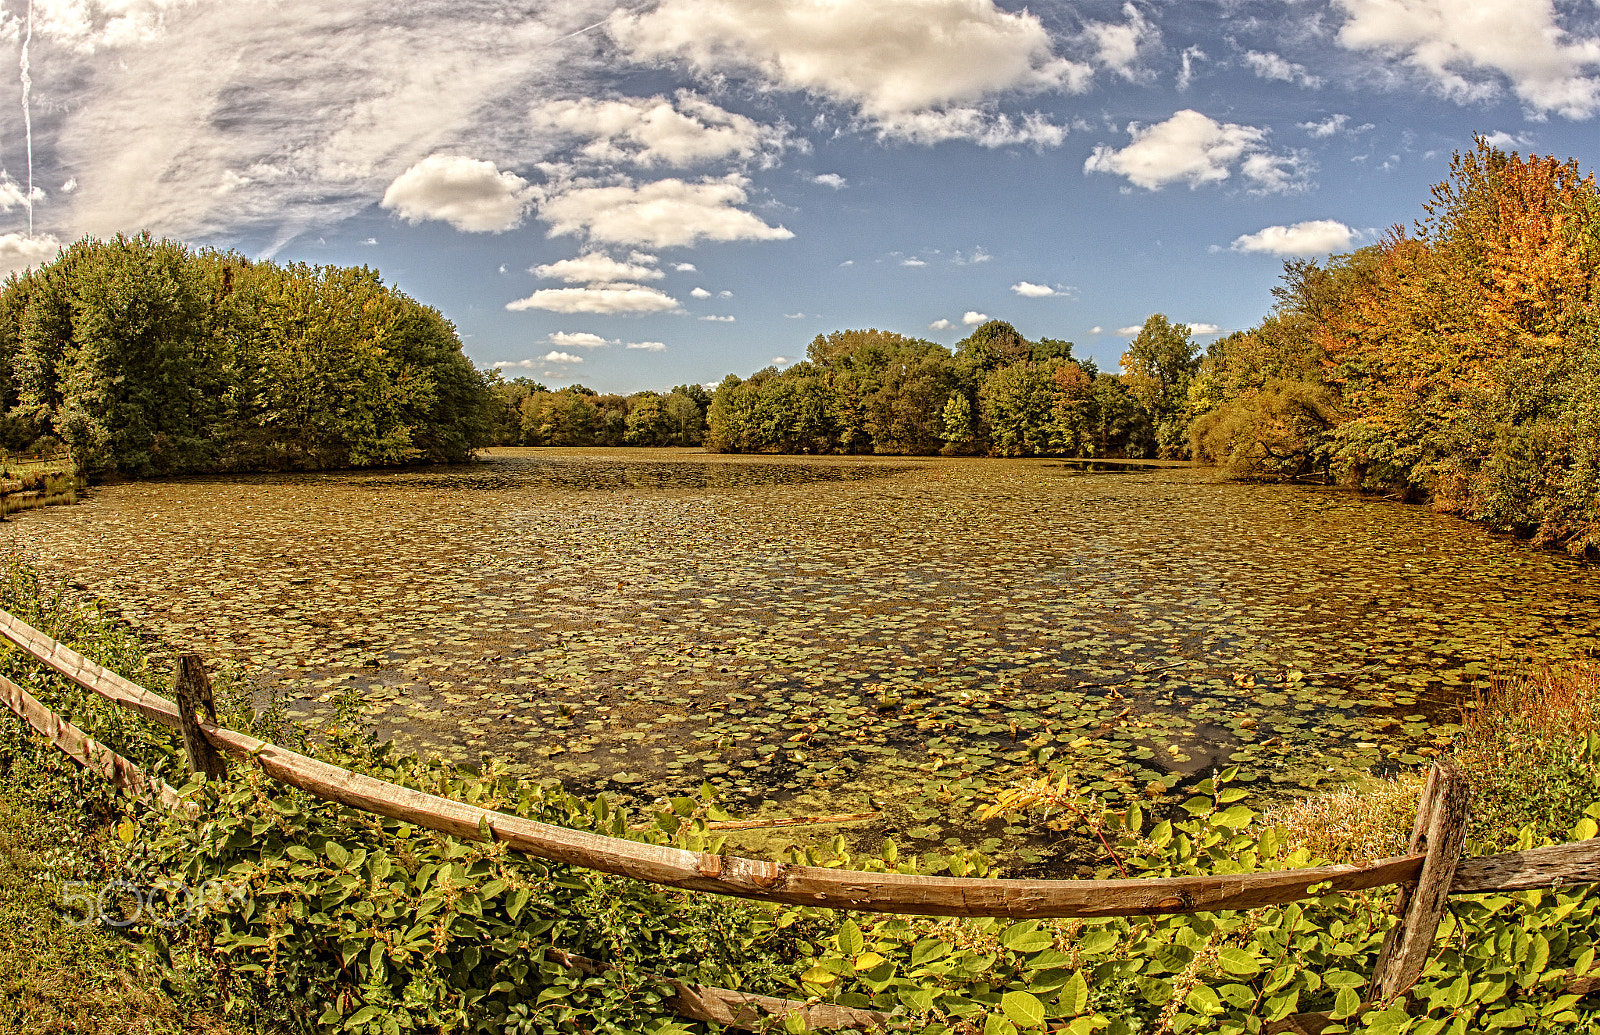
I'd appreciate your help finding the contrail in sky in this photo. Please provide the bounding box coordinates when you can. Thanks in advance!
[20,0,33,235]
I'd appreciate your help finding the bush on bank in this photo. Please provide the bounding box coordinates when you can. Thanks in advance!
[1,560,1598,1034]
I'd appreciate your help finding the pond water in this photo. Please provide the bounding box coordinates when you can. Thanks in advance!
[5,447,1598,873]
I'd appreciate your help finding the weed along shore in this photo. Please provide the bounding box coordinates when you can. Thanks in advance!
[5,448,1600,874]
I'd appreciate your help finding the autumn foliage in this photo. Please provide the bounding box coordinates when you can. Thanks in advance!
[1193,138,1600,554]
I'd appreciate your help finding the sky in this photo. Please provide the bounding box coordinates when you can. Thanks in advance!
[0,0,1598,393]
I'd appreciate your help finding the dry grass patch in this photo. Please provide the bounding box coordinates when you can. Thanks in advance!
[1258,771,1426,865]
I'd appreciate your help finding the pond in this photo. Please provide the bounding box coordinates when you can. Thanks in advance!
[5,447,1598,873]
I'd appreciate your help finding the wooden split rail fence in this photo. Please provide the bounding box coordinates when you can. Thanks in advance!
[1,606,1597,1033]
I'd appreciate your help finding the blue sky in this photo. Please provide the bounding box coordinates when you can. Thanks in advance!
[1,0,1598,392]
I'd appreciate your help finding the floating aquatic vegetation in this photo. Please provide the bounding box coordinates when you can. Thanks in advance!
[5,447,1598,873]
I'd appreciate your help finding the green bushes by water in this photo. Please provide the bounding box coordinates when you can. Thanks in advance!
[0,234,494,477]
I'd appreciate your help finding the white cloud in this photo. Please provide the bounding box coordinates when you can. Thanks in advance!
[547,331,613,348]
[1178,46,1206,91]
[962,311,989,325]
[380,154,532,233]
[902,258,927,267]
[674,262,696,271]
[24,1,630,246]
[1240,151,1314,194]
[690,286,712,298]
[535,252,662,283]
[1085,110,1309,193]
[784,312,806,318]
[1231,219,1359,256]
[869,108,1068,148]
[609,0,1090,144]
[1299,114,1350,137]
[1244,51,1321,88]
[812,173,847,188]
[0,233,64,277]
[538,176,794,248]
[928,318,954,330]
[1187,322,1222,334]
[626,340,667,351]
[60,177,77,194]
[1115,325,1142,335]
[1011,281,1058,297]
[530,92,786,168]
[700,314,736,322]
[770,355,792,365]
[542,351,584,364]
[1088,325,1104,334]
[953,246,992,265]
[1336,0,1600,117]
[1481,130,1534,150]
[1083,3,1156,81]
[718,289,732,297]
[506,283,683,315]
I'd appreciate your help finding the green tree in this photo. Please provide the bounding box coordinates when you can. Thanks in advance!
[1120,314,1200,458]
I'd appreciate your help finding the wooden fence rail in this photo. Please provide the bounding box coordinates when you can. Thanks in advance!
[1,606,1597,1032]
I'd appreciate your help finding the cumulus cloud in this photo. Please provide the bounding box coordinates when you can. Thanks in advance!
[1231,219,1359,256]
[491,359,541,371]
[1187,322,1222,334]
[0,233,64,277]
[609,0,1089,144]
[812,173,847,188]
[1082,3,1156,81]
[546,331,613,348]
[674,262,696,271]
[626,340,667,350]
[953,246,992,265]
[530,92,786,168]
[962,311,989,325]
[928,318,954,329]
[1088,325,1104,334]
[690,286,712,298]
[542,351,584,364]
[700,314,735,322]
[902,257,927,267]
[1336,0,1600,117]
[1115,325,1143,335]
[784,312,806,318]
[1085,110,1310,192]
[381,155,533,232]
[1300,114,1349,137]
[770,356,792,365]
[506,283,684,315]
[534,252,662,283]
[1244,51,1321,88]
[537,176,793,248]
[1011,281,1059,297]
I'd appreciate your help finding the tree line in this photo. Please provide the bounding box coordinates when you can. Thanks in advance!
[0,233,495,475]
[483,378,710,447]
[1191,138,1600,553]
[704,319,1201,458]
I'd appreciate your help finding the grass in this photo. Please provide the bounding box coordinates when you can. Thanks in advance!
[1258,771,1426,864]
[1451,661,1600,848]
[0,774,245,1035]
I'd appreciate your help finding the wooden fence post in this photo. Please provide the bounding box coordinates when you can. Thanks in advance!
[175,654,228,780]
[1370,761,1472,1001]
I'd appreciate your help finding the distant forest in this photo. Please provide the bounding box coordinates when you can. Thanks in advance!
[0,233,494,475]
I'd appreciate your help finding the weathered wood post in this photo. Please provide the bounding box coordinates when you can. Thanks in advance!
[175,653,228,780]
[1370,761,1473,1000]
